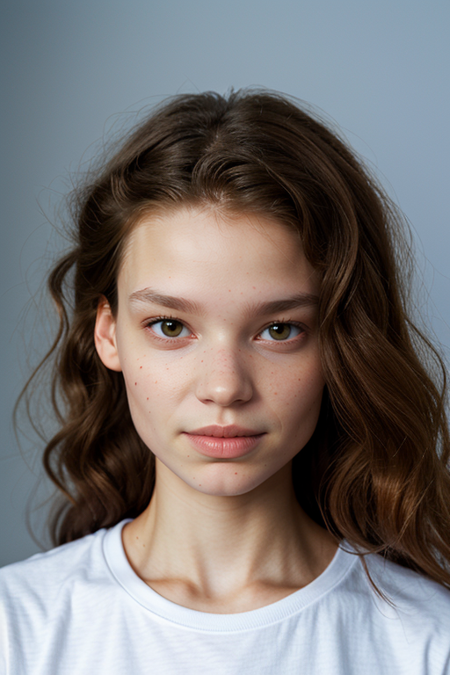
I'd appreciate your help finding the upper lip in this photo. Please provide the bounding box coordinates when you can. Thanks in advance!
[186,425,264,438]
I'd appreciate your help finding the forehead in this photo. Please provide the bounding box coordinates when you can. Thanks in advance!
[117,206,320,302]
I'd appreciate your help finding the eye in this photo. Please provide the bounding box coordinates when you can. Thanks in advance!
[259,322,303,341]
[148,319,191,339]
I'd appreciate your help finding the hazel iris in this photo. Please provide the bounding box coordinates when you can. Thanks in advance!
[160,320,184,337]
[268,324,292,340]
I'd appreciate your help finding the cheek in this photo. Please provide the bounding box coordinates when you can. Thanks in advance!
[120,363,170,449]
[267,359,325,420]
[122,353,189,416]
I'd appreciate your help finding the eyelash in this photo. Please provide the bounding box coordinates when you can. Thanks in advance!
[257,321,305,342]
[144,315,306,343]
[144,315,192,341]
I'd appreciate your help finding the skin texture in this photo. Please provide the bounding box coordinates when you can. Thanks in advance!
[95,206,337,613]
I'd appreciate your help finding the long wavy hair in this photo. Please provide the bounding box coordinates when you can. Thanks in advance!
[19,89,450,589]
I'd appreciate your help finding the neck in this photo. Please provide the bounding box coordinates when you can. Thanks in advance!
[122,459,337,613]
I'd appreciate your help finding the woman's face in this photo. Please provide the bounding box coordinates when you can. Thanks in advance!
[95,206,325,497]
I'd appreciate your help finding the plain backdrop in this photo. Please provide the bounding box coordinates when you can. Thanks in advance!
[1,0,449,566]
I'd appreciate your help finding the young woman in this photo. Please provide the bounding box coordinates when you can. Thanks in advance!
[1,90,450,674]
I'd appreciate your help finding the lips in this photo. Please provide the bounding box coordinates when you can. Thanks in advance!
[187,424,263,438]
[183,425,266,459]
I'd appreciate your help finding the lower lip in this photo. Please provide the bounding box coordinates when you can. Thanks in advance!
[184,433,265,458]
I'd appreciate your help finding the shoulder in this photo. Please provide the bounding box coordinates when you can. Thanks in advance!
[322,544,450,631]
[0,524,132,675]
[334,547,450,672]
[365,550,450,617]
[0,527,110,619]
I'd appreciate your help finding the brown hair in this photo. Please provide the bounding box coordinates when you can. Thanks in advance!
[20,89,450,588]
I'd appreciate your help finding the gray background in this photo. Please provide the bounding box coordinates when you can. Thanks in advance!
[1,0,449,566]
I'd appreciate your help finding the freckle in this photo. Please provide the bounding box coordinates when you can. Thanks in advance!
[155,380,158,383]
[136,536,139,539]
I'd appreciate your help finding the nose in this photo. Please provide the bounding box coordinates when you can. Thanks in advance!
[195,346,254,407]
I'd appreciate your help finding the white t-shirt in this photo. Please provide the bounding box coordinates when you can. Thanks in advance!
[1,519,449,674]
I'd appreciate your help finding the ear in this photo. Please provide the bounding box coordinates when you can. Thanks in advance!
[94,297,122,372]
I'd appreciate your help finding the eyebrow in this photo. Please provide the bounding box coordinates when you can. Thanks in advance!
[128,287,319,315]
[129,288,202,314]
[251,294,319,314]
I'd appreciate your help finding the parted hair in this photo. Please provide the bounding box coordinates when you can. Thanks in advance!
[21,89,450,589]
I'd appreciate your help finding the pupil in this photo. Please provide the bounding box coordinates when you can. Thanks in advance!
[269,324,291,340]
[162,320,182,337]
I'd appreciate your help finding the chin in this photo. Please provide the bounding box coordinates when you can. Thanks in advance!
[185,462,278,498]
